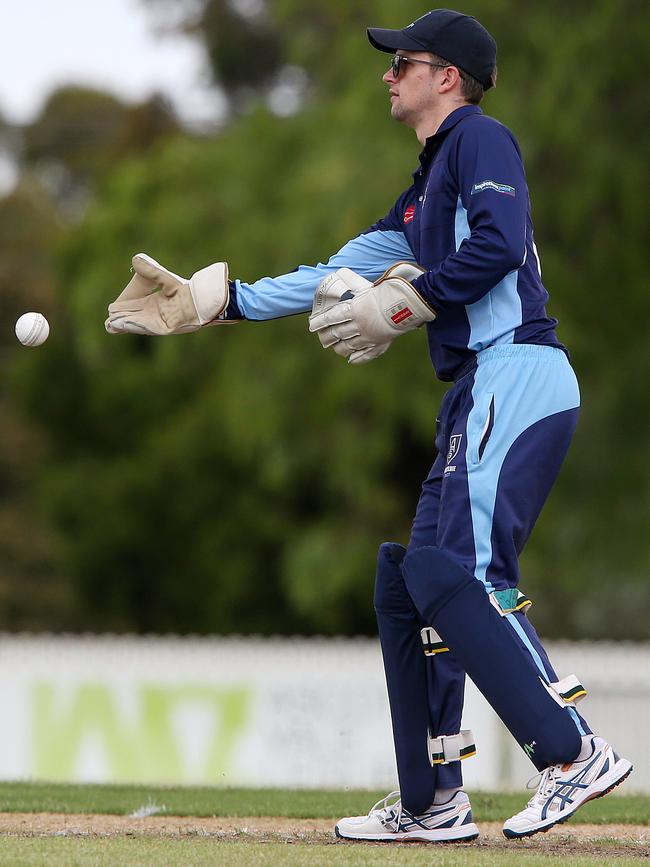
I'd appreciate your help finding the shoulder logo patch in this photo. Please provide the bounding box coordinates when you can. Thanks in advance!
[471,180,516,197]
[404,204,416,224]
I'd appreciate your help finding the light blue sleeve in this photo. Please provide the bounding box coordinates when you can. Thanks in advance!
[234,229,416,320]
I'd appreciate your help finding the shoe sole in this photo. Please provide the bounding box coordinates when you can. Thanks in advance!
[335,823,479,843]
[502,758,633,839]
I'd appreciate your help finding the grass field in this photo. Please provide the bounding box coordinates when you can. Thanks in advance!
[0,782,647,865]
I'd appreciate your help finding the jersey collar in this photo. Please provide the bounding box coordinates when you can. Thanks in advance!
[416,104,483,170]
[432,104,482,138]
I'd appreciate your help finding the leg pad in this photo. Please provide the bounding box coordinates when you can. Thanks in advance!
[402,546,582,770]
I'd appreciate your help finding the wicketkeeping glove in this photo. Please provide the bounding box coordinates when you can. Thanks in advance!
[308,262,434,364]
[105,253,232,335]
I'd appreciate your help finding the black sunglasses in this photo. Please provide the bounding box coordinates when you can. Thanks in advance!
[390,54,450,78]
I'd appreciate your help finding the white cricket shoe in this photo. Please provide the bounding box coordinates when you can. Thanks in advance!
[335,789,479,842]
[503,736,633,839]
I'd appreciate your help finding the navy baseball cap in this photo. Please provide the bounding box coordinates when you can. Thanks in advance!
[368,9,497,90]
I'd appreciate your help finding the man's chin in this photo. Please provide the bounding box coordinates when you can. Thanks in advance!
[390,104,411,125]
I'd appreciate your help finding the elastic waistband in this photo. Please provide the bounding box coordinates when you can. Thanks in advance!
[453,344,569,382]
[479,344,568,363]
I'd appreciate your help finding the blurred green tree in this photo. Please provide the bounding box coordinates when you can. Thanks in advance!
[1,0,649,637]
[145,0,286,114]
[0,86,180,628]
[21,87,180,211]
[0,180,72,627]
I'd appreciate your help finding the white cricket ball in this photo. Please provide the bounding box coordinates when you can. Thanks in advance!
[15,312,50,347]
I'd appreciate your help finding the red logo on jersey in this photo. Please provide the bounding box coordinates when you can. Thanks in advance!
[391,307,414,325]
[404,204,416,224]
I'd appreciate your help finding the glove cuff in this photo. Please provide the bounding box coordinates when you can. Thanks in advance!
[378,275,436,326]
[189,262,230,325]
[375,261,426,284]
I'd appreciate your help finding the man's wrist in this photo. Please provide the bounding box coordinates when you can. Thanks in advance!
[219,281,245,321]
[410,272,439,312]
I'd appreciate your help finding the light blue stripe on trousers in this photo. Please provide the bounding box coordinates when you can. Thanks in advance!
[465,344,580,589]
[464,343,584,735]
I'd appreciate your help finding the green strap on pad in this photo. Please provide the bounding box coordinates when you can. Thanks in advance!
[490,588,532,615]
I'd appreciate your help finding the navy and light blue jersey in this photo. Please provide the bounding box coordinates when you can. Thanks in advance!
[233,104,564,381]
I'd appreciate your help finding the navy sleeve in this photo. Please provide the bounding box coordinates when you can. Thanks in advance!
[413,118,529,311]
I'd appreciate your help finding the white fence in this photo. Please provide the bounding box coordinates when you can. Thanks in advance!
[0,634,647,792]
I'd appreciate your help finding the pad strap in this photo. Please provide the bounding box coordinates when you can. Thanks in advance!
[428,730,476,765]
[543,674,587,707]
[489,588,532,616]
[420,626,449,655]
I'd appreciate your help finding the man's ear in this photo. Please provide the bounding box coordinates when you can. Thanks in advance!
[438,65,462,94]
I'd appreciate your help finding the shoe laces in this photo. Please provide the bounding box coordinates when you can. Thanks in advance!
[369,790,402,827]
[525,765,559,807]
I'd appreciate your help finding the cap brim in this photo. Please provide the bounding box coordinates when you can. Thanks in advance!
[367,27,428,54]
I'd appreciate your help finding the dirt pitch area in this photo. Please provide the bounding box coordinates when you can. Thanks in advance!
[0,814,648,858]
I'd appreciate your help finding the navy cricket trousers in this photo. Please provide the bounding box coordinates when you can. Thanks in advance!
[375,344,590,811]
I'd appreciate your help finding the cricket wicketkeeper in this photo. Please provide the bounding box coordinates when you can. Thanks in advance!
[106,8,632,844]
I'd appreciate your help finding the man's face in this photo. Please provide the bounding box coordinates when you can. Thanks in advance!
[383,50,442,127]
